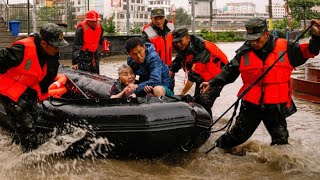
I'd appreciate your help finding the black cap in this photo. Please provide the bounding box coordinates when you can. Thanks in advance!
[40,23,69,48]
[151,8,165,17]
[244,18,268,40]
[172,27,189,42]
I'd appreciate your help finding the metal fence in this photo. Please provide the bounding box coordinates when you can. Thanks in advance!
[3,0,89,34]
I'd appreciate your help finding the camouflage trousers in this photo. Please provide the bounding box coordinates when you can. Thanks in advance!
[0,93,39,152]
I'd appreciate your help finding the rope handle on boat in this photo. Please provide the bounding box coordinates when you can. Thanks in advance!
[65,75,90,99]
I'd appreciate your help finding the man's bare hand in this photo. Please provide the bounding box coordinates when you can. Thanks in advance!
[200,82,211,93]
[144,85,154,93]
[71,64,78,70]
[311,19,320,37]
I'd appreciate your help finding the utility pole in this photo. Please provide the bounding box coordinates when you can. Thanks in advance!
[64,0,68,34]
[32,0,36,33]
[126,0,130,35]
[87,0,90,11]
[27,0,30,35]
[268,0,273,30]
[210,0,213,31]
[191,0,195,34]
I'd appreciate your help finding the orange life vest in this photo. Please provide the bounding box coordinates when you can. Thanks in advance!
[143,22,174,66]
[0,37,48,102]
[186,40,228,82]
[238,38,293,106]
[79,20,102,52]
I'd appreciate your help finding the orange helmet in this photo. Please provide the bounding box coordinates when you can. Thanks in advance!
[85,10,101,21]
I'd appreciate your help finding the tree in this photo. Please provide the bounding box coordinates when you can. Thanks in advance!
[167,7,191,27]
[289,0,320,29]
[274,18,300,30]
[67,4,76,31]
[37,7,60,22]
[102,16,117,34]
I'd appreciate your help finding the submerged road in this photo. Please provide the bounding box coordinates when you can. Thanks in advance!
[0,40,319,179]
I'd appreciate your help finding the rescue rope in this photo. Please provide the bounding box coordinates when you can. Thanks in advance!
[205,23,315,154]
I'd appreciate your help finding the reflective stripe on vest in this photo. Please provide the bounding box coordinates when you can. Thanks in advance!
[143,23,174,66]
[80,20,102,52]
[238,38,293,105]
[0,37,48,102]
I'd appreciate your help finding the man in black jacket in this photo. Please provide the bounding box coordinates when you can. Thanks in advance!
[169,27,228,116]
[0,23,68,151]
[201,18,320,150]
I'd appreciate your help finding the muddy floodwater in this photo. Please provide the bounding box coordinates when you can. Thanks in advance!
[0,41,319,179]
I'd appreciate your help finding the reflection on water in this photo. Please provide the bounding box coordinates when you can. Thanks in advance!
[1,41,320,179]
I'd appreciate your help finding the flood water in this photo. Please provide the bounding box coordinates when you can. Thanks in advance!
[1,41,320,179]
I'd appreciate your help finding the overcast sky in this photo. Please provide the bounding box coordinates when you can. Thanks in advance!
[171,0,274,12]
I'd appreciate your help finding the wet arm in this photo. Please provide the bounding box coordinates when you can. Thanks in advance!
[0,44,24,73]
[180,80,194,95]
[72,28,84,65]
[169,53,183,73]
[135,58,163,94]
[141,31,151,43]
[287,35,320,67]
[99,25,104,45]
[208,55,241,87]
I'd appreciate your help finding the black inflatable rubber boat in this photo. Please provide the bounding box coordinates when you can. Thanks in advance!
[0,66,213,157]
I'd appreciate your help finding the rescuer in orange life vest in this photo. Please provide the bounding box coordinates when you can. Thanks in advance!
[201,18,320,150]
[142,8,174,66]
[0,23,69,152]
[72,10,104,74]
[169,27,228,116]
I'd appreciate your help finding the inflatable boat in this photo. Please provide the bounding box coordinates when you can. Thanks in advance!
[0,66,213,157]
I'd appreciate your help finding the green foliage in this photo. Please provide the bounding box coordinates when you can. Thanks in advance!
[200,28,209,34]
[102,16,117,34]
[289,0,319,29]
[201,31,244,42]
[67,5,76,31]
[130,26,141,34]
[202,32,218,42]
[37,7,60,22]
[174,7,191,27]
[273,18,300,30]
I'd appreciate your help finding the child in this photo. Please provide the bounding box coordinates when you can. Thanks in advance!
[110,64,137,98]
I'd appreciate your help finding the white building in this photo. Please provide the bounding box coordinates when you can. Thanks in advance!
[147,0,172,16]
[224,2,256,14]
[194,0,215,17]
[111,0,150,32]
[266,2,286,18]
[194,1,269,31]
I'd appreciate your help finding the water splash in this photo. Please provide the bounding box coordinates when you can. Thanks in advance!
[235,140,320,175]
[0,121,113,178]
